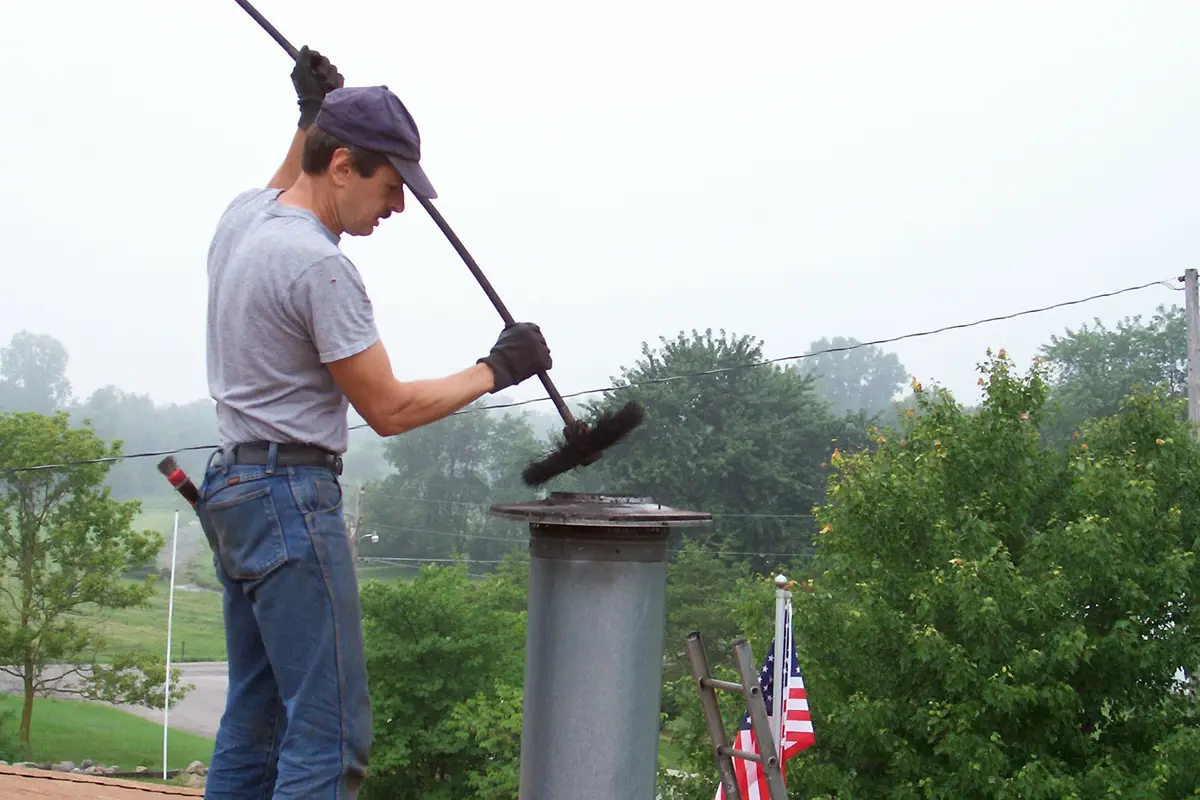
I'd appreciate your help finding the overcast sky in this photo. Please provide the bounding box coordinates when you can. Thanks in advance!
[4,1,1194,416]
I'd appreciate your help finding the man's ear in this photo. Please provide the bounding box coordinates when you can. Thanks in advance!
[329,147,355,187]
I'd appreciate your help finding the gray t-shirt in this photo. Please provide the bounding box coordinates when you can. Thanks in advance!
[206,188,380,454]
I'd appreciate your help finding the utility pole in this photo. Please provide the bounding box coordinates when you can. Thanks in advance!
[343,481,367,557]
[1185,269,1200,707]
[1186,268,1200,440]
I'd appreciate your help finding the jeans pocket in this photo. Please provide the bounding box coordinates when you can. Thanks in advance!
[200,481,289,582]
[291,469,343,518]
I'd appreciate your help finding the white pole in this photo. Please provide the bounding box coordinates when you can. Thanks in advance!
[1186,268,1199,439]
[772,574,790,758]
[163,510,180,780]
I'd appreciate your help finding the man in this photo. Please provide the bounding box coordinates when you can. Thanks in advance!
[194,48,552,799]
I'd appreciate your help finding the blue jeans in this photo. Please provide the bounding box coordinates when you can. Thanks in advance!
[194,447,372,799]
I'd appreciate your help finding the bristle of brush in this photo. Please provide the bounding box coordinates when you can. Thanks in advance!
[521,401,645,486]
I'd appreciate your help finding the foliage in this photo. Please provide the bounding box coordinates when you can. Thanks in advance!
[68,386,218,502]
[0,331,73,416]
[0,708,19,763]
[360,403,542,566]
[663,541,758,681]
[1039,304,1185,446]
[358,564,527,799]
[785,351,1200,797]
[577,329,856,567]
[659,540,813,713]
[798,336,909,419]
[445,681,524,799]
[0,411,191,748]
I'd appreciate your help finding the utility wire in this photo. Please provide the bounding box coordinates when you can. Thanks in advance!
[426,277,1182,416]
[374,493,816,519]
[351,516,822,559]
[360,519,817,558]
[0,277,1176,475]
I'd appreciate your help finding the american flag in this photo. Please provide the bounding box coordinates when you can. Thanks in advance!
[715,603,814,799]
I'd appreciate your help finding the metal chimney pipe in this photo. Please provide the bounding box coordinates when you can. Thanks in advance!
[490,492,711,799]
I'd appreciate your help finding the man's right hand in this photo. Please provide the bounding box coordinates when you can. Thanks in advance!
[292,45,344,129]
[479,323,553,393]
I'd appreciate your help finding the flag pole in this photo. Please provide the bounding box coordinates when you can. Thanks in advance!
[772,574,790,758]
[163,509,179,779]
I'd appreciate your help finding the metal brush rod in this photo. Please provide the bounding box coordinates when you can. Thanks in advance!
[416,196,577,425]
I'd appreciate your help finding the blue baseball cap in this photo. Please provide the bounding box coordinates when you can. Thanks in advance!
[314,85,438,199]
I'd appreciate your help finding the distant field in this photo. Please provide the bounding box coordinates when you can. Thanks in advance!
[89,581,227,664]
[133,506,183,538]
[84,562,420,664]
[0,694,214,770]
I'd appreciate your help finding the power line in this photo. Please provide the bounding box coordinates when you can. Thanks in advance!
[357,556,506,565]
[0,277,1176,475]
[374,493,816,519]
[437,277,1181,416]
[365,519,528,545]
[361,520,816,559]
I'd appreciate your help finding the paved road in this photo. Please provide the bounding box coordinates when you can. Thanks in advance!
[123,661,227,737]
[0,661,228,739]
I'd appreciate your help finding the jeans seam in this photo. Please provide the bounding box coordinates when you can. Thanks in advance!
[257,698,282,800]
[288,473,351,798]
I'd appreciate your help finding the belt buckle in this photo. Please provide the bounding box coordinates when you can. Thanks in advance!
[331,455,344,476]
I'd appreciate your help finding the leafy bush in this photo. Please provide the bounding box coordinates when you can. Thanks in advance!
[786,353,1200,797]
[358,563,526,799]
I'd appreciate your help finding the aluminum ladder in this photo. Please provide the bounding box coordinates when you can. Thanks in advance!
[685,631,787,800]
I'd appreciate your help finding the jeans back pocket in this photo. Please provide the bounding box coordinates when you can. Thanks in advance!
[199,479,289,583]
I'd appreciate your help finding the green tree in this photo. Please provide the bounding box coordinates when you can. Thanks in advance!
[360,403,543,566]
[445,681,524,799]
[576,329,856,565]
[69,386,218,501]
[1039,304,1185,445]
[0,412,191,749]
[797,336,909,419]
[0,332,73,416]
[658,539,815,721]
[784,351,1200,797]
[358,563,526,799]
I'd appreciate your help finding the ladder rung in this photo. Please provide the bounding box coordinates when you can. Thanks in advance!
[701,677,744,693]
[718,745,767,764]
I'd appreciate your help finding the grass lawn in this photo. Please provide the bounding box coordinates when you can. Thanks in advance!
[88,581,228,664]
[0,694,214,771]
[88,563,420,664]
[133,506,183,539]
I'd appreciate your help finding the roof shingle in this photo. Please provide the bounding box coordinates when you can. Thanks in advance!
[0,763,204,798]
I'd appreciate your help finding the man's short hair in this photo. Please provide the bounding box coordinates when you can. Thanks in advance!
[301,126,392,178]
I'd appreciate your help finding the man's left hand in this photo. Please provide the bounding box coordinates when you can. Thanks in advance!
[292,45,345,129]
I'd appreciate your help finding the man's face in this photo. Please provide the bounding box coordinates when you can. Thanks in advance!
[332,154,406,236]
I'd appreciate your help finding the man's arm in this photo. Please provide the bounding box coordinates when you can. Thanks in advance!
[268,128,308,190]
[295,252,551,437]
[327,341,497,436]
[328,323,551,436]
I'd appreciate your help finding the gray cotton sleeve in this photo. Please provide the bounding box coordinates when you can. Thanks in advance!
[291,254,381,363]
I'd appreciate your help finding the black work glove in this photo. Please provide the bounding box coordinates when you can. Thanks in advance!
[479,323,553,393]
[291,45,345,129]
